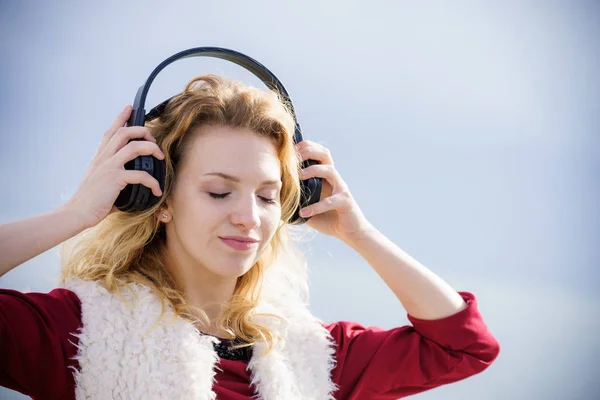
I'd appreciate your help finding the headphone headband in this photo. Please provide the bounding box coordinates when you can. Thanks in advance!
[127,46,303,144]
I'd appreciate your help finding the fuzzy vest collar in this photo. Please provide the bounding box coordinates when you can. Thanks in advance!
[64,279,337,399]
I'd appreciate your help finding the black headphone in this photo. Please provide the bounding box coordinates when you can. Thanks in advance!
[113,46,322,225]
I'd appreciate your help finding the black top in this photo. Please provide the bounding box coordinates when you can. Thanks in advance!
[213,338,253,362]
[200,332,253,362]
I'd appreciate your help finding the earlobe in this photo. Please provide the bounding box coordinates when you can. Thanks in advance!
[155,208,171,223]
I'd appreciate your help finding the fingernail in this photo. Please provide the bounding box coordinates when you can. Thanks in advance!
[300,208,310,217]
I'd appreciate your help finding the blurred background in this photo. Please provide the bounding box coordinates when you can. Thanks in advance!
[1,1,598,399]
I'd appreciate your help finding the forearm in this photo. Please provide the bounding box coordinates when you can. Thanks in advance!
[0,206,86,278]
[343,226,467,320]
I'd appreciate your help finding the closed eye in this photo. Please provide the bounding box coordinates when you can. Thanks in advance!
[209,192,230,199]
[259,196,276,205]
[208,193,277,205]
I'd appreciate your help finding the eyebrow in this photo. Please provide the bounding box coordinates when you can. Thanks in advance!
[203,172,281,186]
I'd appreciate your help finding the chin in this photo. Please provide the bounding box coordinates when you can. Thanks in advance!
[210,261,256,279]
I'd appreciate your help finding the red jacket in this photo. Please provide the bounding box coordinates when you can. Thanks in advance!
[0,288,499,399]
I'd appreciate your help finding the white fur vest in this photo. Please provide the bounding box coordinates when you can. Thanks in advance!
[63,278,338,399]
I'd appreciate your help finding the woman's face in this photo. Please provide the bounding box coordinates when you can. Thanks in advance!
[163,125,283,279]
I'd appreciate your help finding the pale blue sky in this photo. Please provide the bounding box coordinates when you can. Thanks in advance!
[1,1,598,399]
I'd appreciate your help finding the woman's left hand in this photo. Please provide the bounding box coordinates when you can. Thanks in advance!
[296,140,373,242]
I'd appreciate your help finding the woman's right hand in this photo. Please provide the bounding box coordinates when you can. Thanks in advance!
[64,105,165,230]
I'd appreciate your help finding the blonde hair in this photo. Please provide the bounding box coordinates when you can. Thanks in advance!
[59,74,310,351]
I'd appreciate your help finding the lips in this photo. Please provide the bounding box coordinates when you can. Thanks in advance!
[219,236,259,251]
[220,236,259,243]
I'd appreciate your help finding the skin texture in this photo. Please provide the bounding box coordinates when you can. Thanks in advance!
[157,125,283,326]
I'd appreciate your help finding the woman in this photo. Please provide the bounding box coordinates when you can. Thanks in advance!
[0,74,500,399]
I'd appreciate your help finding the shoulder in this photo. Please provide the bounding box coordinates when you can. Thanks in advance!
[321,320,391,344]
[0,286,81,319]
[38,287,81,311]
[0,286,83,342]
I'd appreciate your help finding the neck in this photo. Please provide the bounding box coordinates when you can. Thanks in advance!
[165,244,238,337]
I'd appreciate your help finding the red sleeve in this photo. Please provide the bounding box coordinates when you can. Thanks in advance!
[326,292,500,400]
[0,288,82,400]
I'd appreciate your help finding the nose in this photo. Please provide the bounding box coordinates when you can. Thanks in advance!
[230,196,261,230]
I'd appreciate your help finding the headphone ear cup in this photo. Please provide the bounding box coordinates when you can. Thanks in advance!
[114,156,141,212]
[289,159,322,225]
[114,154,165,212]
[149,156,166,206]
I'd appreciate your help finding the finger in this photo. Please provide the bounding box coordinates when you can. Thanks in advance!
[300,164,343,191]
[121,170,163,197]
[102,126,157,160]
[97,105,133,156]
[297,141,333,165]
[299,192,351,218]
[112,140,165,168]
[295,139,317,149]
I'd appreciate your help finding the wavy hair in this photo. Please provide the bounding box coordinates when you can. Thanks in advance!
[59,74,311,352]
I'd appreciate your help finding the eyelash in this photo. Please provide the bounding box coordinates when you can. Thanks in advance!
[208,192,277,204]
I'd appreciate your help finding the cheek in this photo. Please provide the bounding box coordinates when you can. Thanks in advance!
[171,192,215,235]
[262,210,281,237]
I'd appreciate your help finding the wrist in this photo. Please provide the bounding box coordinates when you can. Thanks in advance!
[55,203,94,233]
[339,221,379,249]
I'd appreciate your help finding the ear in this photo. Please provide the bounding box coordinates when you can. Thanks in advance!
[155,199,173,223]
